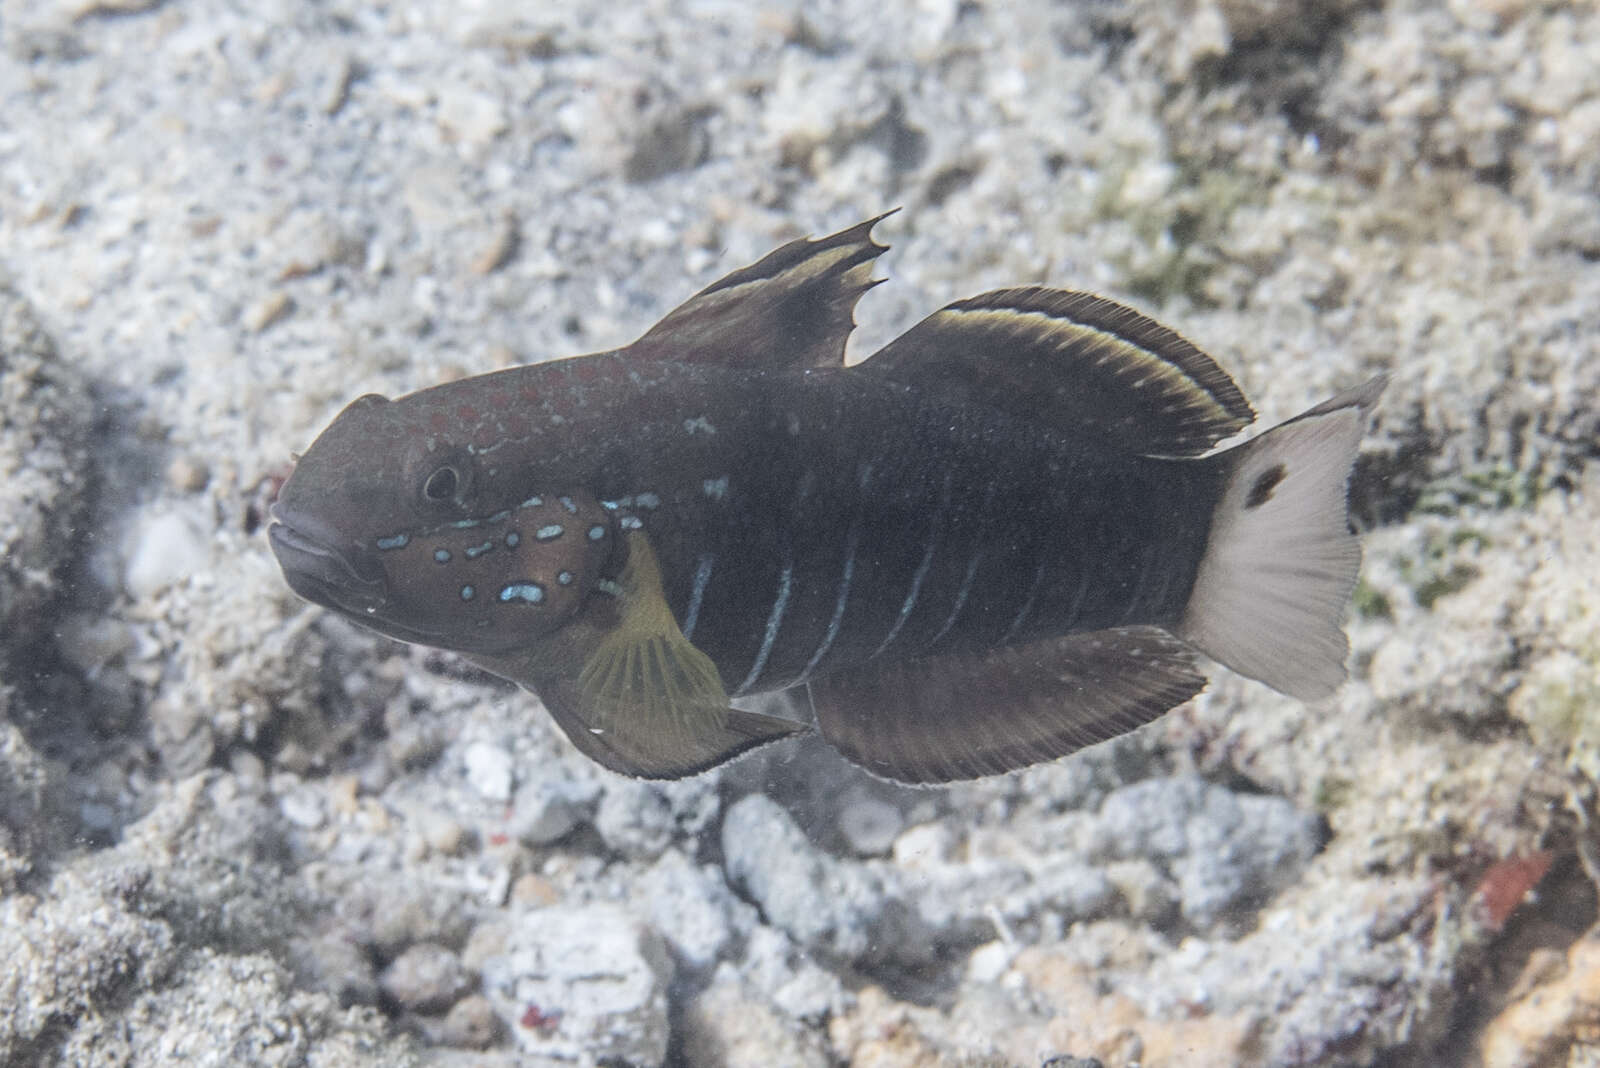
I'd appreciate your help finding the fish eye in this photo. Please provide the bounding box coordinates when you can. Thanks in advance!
[412,446,477,510]
[423,465,460,502]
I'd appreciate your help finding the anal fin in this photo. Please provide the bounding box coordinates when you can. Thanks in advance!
[809,626,1206,784]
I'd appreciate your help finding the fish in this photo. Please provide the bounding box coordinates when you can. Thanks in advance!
[268,213,1384,784]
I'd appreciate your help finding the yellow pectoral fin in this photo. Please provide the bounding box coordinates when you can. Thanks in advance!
[577,531,732,747]
[464,531,804,779]
[535,676,804,779]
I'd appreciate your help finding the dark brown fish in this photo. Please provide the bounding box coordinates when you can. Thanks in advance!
[268,214,1383,783]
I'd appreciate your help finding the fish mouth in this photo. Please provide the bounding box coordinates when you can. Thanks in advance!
[267,518,502,652]
[268,519,388,612]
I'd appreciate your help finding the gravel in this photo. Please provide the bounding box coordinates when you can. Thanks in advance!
[477,904,674,1065]
[2,0,1598,1064]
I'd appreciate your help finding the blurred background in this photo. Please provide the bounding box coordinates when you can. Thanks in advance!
[1,1,1598,1065]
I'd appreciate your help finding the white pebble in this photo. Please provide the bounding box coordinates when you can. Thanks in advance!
[436,87,508,149]
[123,507,210,599]
[463,741,515,802]
[837,797,903,857]
[279,787,326,830]
[417,810,468,856]
[966,940,1015,984]
[892,822,955,870]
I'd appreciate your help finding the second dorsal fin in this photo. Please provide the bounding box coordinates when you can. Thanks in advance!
[627,213,893,371]
[858,287,1256,457]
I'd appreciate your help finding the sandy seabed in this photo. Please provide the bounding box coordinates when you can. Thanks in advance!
[2,1,1599,1065]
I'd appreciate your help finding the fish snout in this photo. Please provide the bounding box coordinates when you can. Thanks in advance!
[267,517,388,607]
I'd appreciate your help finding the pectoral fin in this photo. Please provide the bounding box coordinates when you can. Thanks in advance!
[534,676,805,779]
[472,530,806,778]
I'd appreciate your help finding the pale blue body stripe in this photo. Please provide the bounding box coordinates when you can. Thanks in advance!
[735,561,793,695]
[794,511,862,686]
[682,553,715,642]
[795,461,873,685]
[872,471,953,660]
[926,549,982,649]
[926,480,997,650]
[1120,539,1162,623]
[1001,557,1049,645]
[1064,560,1092,629]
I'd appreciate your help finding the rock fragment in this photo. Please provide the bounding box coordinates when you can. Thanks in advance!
[681,968,832,1068]
[1090,775,1323,930]
[632,848,754,971]
[595,776,718,860]
[0,285,92,643]
[438,993,501,1049]
[478,905,673,1065]
[380,941,473,1014]
[1480,935,1600,1068]
[507,774,598,846]
[722,793,921,966]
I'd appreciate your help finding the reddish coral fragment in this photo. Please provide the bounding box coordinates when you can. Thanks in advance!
[1474,852,1553,931]
[520,1004,561,1032]
[244,467,293,535]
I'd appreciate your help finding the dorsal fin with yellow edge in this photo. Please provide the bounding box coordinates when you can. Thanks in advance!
[857,287,1255,457]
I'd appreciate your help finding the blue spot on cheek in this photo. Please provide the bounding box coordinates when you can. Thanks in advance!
[518,495,543,510]
[376,534,410,550]
[505,532,520,548]
[587,525,606,541]
[557,570,574,586]
[499,582,545,604]
[464,540,495,559]
[460,585,475,601]
[536,524,563,541]
[434,549,451,564]
[620,516,643,531]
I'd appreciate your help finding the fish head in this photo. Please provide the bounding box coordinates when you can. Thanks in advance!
[268,390,615,656]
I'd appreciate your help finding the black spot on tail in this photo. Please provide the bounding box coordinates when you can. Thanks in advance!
[1245,463,1287,510]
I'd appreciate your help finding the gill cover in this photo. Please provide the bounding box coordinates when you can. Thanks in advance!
[376,494,613,652]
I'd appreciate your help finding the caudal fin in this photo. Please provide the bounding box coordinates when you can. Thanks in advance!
[1179,377,1386,700]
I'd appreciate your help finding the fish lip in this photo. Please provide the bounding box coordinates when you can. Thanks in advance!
[267,520,387,606]
[268,520,510,653]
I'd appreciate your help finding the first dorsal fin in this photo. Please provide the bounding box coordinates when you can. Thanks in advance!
[809,626,1206,784]
[627,213,893,371]
[857,288,1256,457]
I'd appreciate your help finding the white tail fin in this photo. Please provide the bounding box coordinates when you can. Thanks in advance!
[1179,377,1386,700]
